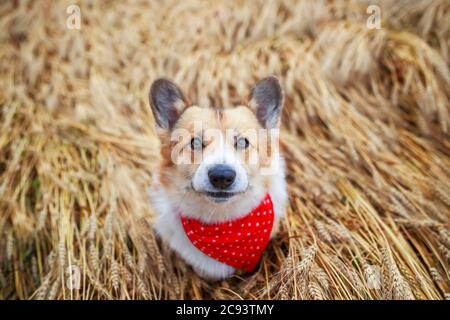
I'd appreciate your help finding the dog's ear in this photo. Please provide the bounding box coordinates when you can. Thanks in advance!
[248,76,283,128]
[149,78,188,129]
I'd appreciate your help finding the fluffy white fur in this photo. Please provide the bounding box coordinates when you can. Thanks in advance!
[148,155,287,281]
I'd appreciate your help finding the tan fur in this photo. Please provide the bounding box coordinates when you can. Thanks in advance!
[157,105,275,216]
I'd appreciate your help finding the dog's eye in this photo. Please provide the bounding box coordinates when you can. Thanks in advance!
[235,137,249,150]
[190,137,203,150]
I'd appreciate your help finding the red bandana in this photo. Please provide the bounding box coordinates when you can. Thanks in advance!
[181,194,274,272]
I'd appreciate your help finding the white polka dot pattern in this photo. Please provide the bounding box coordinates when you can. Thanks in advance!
[180,194,274,272]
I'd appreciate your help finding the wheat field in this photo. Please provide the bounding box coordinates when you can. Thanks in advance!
[0,0,449,300]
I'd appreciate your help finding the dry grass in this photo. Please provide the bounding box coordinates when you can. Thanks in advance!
[0,0,449,300]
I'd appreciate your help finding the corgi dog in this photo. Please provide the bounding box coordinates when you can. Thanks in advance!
[148,76,287,281]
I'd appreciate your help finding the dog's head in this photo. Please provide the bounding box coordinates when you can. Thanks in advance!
[149,77,283,220]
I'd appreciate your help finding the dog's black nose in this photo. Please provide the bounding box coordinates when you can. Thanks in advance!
[208,165,236,190]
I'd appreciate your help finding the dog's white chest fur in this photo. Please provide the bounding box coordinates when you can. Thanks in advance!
[149,158,287,280]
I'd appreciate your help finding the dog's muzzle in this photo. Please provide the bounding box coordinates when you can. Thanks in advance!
[208,164,236,190]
